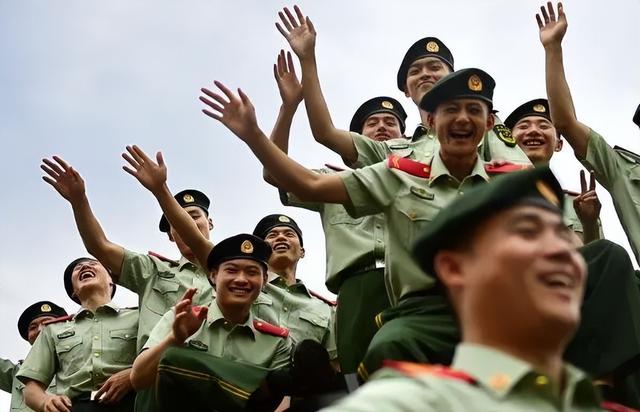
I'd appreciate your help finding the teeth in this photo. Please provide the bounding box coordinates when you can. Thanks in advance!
[544,274,573,288]
[524,140,544,146]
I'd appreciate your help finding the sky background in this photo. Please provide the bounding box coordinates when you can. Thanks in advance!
[1,0,639,409]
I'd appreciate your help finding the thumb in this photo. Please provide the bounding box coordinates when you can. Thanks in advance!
[156,151,165,167]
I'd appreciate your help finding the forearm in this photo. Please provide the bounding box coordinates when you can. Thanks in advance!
[300,54,357,162]
[153,185,212,269]
[70,195,124,274]
[263,104,298,186]
[24,380,49,411]
[131,336,176,390]
[581,221,601,244]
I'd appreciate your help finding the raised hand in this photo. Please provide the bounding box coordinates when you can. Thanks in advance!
[121,145,167,194]
[200,81,262,141]
[41,156,86,203]
[573,169,601,224]
[275,5,316,60]
[274,49,302,108]
[171,288,208,344]
[94,369,133,404]
[537,1,567,48]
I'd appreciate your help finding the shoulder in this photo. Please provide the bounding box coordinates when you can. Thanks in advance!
[148,251,180,267]
[308,289,337,306]
[253,320,289,338]
[382,360,477,385]
[387,154,432,178]
[614,145,640,165]
[42,315,74,328]
[484,162,532,175]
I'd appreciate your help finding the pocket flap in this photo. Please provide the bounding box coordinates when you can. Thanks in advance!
[299,311,329,328]
[109,329,136,340]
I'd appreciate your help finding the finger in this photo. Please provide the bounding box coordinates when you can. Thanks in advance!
[41,163,61,179]
[293,5,305,24]
[121,152,141,170]
[52,155,70,171]
[199,96,224,113]
[306,16,315,34]
[95,382,108,400]
[589,170,596,191]
[277,50,286,76]
[275,22,288,39]
[156,151,165,168]
[273,63,279,82]
[286,51,296,75]
[580,169,587,193]
[536,13,543,29]
[52,397,71,412]
[540,4,550,23]
[42,176,61,189]
[62,396,72,408]
[202,109,222,121]
[200,88,229,106]
[181,288,198,302]
[278,11,293,32]
[131,145,153,164]
[122,165,138,177]
[42,158,65,176]
[196,306,208,320]
[174,300,192,315]
[126,145,145,165]
[558,2,566,20]
[283,7,299,28]
[238,88,251,105]
[548,1,556,21]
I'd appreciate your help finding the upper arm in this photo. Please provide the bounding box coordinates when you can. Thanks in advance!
[16,330,56,388]
[558,119,592,160]
[271,338,293,370]
[577,128,621,190]
[340,164,398,218]
[300,173,350,205]
[347,133,390,168]
[318,129,359,165]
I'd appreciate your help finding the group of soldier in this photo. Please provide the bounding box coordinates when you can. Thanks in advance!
[3,1,640,411]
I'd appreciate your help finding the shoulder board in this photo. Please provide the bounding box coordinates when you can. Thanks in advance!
[387,155,431,178]
[493,124,516,147]
[253,320,289,338]
[602,401,640,412]
[308,290,337,306]
[383,360,477,385]
[324,163,346,172]
[42,315,73,326]
[148,251,179,267]
[614,145,640,164]
[563,189,580,197]
[484,163,531,174]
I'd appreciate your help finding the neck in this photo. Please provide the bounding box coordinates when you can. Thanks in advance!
[440,151,478,182]
[80,292,111,313]
[418,108,430,125]
[218,302,250,325]
[269,262,298,286]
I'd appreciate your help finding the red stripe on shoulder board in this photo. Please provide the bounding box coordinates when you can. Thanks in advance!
[43,315,73,326]
[484,163,532,174]
[383,360,476,385]
[253,320,289,338]
[387,155,431,178]
[309,290,337,306]
[602,401,640,412]
[148,251,179,266]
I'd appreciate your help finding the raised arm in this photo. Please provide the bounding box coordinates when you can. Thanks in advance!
[121,147,213,269]
[276,6,358,163]
[573,170,602,244]
[200,81,349,204]
[24,380,72,412]
[538,2,591,158]
[263,50,303,186]
[41,157,125,275]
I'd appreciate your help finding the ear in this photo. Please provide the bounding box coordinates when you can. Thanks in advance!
[404,87,410,98]
[555,137,563,152]
[300,247,305,259]
[427,111,436,129]
[486,110,495,130]
[433,250,466,292]
[208,218,214,231]
[208,268,218,289]
[167,232,175,243]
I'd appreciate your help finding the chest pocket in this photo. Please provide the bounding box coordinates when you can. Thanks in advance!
[146,275,181,315]
[252,296,278,325]
[328,211,363,225]
[55,336,84,367]
[298,311,330,342]
[106,328,137,365]
[395,187,441,241]
[386,144,413,159]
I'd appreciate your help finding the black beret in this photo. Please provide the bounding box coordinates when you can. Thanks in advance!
[64,257,116,304]
[253,214,303,247]
[159,189,211,233]
[349,97,408,134]
[419,68,495,113]
[412,166,563,278]
[634,104,640,128]
[17,301,68,341]
[206,234,272,272]
[505,99,551,130]
[397,37,454,92]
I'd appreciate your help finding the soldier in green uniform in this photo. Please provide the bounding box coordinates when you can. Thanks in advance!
[273,5,531,168]
[1,301,67,412]
[263,50,400,373]
[18,258,138,412]
[251,214,337,361]
[505,98,602,243]
[322,166,631,412]
[130,234,292,410]
[41,158,213,353]
[199,67,520,381]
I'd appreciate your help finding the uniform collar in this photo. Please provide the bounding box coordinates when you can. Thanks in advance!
[74,301,121,319]
[452,343,598,403]
[428,151,489,187]
[178,256,201,272]
[206,300,256,338]
[411,123,435,142]
[269,276,311,298]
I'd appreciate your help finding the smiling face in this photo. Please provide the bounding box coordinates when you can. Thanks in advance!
[169,205,213,258]
[429,98,494,162]
[512,116,562,164]
[361,113,403,141]
[439,205,586,343]
[405,56,451,107]
[27,316,56,345]
[263,226,304,269]
[211,259,266,310]
[71,259,113,301]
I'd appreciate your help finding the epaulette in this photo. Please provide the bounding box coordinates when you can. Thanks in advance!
[484,163,531,174]
[148,251,179,267]
[383,360,477,385]
[253,320,289,338]
[602,401,640,412]
[309,290,337,306]
[563,189,580,197]
[324,163,346,172]
[387,155,431,178]
[614,146,640,164]
[493,124,516,147]
[42,315,73,326]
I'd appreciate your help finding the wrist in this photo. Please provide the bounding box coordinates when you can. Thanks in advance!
[543,42,563,53]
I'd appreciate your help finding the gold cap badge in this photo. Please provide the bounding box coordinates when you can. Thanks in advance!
[41,304,51,312]
[468,74,483,92]
[536,180,560,206]
[381,101,394,109]
[278,215,291,223]
[183,194,195,203]
[426,41,439,53]
[241,240,254,254]
[532,104,546,113]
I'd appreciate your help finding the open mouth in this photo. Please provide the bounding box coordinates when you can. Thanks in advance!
[449,130,474,139]
[273,242,290,252]
[374,132,390,140]
[228,286,252,296]
[522,138,546,147]
[539,272,576,291]
[79,269,96,282]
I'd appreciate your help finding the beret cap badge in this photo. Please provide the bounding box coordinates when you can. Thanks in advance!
[41,304,51,312]
[241,240,254,254]
[533,104,546,113]
[426,41,440,53]
[468,74,483,92]
[278,215,291,223]
[381,101,394,109]
[183,194,195,203]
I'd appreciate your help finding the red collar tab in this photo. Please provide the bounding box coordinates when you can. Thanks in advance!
[253,320,289,338]
[42,315,73,326]
[602,401,640,412]
[387,155,431,178]
[383,360,477,385]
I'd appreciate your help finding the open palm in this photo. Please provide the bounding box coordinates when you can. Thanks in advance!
[276,6,316,59]
[537,2,567,47]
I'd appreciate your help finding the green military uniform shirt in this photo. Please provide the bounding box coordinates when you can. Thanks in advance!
[280,168,385,293]
[145,300,292,370]
[253,278,337,359]
[323,344,604,411]
[579,129,640,263]
[348,116,532,169]
[119,249,213,351]
[341,152,491,306]
[16,303,138,400]
[1,359,32,411]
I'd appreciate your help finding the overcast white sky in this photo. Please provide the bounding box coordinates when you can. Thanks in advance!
[1,0,639,409]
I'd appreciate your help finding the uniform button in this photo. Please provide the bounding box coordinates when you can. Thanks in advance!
[93,318,99,322]
[408,212,417,220]
[376,225,381,229]
[283,307,288,312]
[94,336,99,340]
[535,375,549,386]
[65,345,70,349]
[125,334,129,338]
[458,191,464,195]
[94,353,100,357]
[376,239,383,244]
